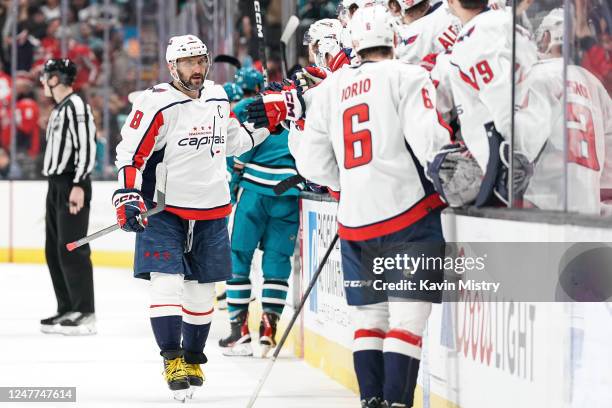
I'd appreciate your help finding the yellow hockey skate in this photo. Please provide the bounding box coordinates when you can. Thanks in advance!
[184,361,205,399]
[161,351,190,402]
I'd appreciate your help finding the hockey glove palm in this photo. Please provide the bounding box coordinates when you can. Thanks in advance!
[112,189,148,233]
[427,143,484,207]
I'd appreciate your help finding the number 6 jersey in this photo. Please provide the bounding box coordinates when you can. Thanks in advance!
[115,81,269,220]
[295,60,451,241]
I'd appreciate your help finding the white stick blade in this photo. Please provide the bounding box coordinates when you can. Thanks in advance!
[281,15,300,44]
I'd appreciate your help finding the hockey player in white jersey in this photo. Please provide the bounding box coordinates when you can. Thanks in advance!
[390,0,462,140]
[516,9,612,214]
[395,0,462,64]
[304,18,345,70]
[292,6,450,407]
[432,0,537,206]
[286,18,346,156]
[113,35,270,401]
[246,17,350,161]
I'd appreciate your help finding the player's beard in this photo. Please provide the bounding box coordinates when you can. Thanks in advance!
[178,69,205,91]
[188,73,204,88]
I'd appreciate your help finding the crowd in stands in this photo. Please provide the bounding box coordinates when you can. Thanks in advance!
[0,0,297,180]
[0,0,608,205]
[0,0,131,179]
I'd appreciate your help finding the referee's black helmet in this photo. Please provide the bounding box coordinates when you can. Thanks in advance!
[41,58,77,85]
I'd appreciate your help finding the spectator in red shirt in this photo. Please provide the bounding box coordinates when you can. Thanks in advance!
[576,0,612,93]
[67,37,99,91]
[0,72,40,159]
[15,73,40,158]
[37,18,62,62]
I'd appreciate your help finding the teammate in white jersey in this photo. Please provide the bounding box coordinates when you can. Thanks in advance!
[516,9,612,214]
[439,0,536,205]
[113,35,270,401]
[392,0,462,142]
[285,19,346,158]
[295,6,450,407]
[247,17,350,166]
[395,0,462,64]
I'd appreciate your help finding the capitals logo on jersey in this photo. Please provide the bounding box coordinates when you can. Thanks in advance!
[178,125,225,151]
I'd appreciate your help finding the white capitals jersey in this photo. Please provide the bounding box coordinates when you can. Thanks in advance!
[516,58,612,214]
[395,1,462,64]
[296,60,451,241]
[448,8,537,171]
[115,81,268,220]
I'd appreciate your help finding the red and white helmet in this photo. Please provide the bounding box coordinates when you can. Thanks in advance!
[535,8,564,56]
[350,4,396,53]
[166,34,208,64]
[165,34,209,90]
[304,19,344,67]
[304,19,344,46]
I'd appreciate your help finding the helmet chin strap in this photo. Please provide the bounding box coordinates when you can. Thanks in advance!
[171,60,210,93]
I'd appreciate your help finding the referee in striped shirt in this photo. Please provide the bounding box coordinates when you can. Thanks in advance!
[39,59,97,335]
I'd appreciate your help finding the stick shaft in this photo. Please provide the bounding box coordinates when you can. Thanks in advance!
[273,174,305,196]
[273,233,339,360]
[246,233,340,407]
[253,0,268,86]
[66,203,165,251]
[280,43,288,78]
[280,15,299,79]
[69,224,119,249]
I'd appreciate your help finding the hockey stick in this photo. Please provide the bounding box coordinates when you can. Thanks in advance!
[213,54,242,69]
[273,174,305,196]
[65,163,168,252]
[280,15,300,78]
[253,0,269,86]
[246,232,340,408]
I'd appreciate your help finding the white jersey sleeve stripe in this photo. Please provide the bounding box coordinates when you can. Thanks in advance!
[131,100,190,169]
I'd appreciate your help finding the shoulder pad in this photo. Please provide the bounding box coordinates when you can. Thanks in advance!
[203,82,230,101]
[135,83,185,110]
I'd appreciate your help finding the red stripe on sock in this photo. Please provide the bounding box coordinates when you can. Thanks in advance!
[354,328,385,340]
[386,329,422,347]
[150,304,181,308]
[182,307,214,316]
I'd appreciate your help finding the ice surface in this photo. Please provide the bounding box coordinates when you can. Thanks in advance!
[0,263,357,407]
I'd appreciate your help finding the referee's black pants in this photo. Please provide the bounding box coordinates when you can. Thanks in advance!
[45,174,94,314]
